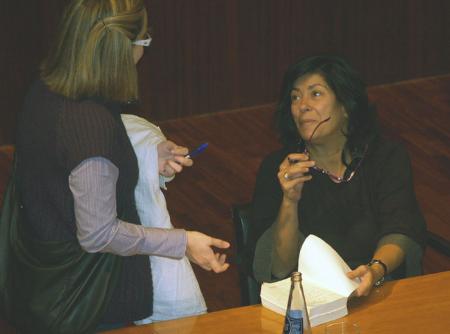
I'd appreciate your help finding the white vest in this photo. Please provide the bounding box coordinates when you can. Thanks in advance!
[121,114,206,324]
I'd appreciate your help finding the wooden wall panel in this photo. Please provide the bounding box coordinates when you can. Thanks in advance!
[1,0,449,144]
[0,0,69,145]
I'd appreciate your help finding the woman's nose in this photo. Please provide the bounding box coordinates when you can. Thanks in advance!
[299,97,311,112]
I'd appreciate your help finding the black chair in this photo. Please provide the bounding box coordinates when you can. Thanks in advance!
[427,231,450,257]
[232,203,261,306]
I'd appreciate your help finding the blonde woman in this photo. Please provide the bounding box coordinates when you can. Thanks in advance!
[10,0,229,332]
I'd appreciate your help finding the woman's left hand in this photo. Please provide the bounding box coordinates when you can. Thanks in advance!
[157,140,193,177]
[346,265,380,297]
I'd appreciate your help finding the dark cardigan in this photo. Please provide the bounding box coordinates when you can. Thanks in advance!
[249,136,427,282]
[15,80,152,324]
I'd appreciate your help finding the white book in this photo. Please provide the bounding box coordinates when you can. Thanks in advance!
[260,235,360,327]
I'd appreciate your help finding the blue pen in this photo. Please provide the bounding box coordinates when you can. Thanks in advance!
[185,142,208,159]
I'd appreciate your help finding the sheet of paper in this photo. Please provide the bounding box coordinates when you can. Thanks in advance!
[298,235,360,297]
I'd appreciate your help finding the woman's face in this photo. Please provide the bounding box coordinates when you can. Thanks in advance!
[290,73,348,144]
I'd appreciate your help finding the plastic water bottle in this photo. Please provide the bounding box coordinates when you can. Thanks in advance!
[283,272,312,334]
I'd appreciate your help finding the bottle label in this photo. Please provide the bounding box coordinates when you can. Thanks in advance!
[283,310,303,334]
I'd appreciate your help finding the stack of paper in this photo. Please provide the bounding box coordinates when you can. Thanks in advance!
[260,235,360,327]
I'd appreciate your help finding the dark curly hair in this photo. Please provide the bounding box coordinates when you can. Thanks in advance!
[275,55,378,157]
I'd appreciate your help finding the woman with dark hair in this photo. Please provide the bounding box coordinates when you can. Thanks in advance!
[250,55,426,297]
[3,0,229,333]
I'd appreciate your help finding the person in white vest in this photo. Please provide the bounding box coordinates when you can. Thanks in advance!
[122,114,211,323]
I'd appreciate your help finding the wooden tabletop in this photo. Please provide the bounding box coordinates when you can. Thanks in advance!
[104,270,450,334]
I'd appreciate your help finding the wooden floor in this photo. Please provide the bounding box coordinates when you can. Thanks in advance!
[1,75,449,333]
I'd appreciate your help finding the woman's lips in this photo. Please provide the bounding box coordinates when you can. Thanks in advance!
[299,119,316,125]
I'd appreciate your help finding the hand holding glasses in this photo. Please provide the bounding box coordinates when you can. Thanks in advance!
[288,116,367,184]
[284,116,330,181]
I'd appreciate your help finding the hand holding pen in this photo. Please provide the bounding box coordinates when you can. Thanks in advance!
[157,140,193,177]
[185,142,208,159]
[157,141,209,177]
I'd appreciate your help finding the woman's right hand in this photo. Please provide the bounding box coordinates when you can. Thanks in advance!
[157,140,193,177]
[278,153,315,202]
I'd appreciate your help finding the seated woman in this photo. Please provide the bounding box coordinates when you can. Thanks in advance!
[249,55,427,296]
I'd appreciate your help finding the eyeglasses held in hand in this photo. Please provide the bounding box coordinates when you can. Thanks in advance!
[300,117,367,184]
[132,32,152,47]
[306,150,366,183]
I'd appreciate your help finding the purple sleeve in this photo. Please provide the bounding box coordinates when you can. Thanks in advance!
[68,157,187,258]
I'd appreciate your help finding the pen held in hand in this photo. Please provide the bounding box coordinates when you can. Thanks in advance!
[185,142,208,159]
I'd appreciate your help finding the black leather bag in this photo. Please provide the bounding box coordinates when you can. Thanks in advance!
[0,158,122,334]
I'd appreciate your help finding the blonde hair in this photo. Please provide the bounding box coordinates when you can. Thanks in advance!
[41,0,147,103]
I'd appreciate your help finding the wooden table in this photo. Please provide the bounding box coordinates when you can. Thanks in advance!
[105,271,450,334]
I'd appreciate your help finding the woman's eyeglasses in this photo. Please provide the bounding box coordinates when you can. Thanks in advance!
[132,32,152,47]
[297,116,367,184]
[306,148,367,183]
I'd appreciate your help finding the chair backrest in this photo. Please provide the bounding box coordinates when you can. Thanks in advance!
[232,203,261,306]
[427,232,450,257]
